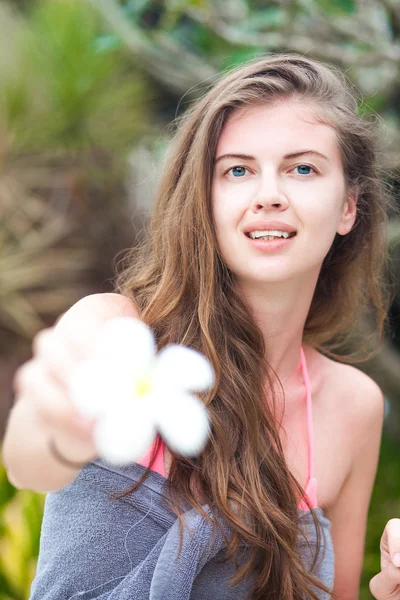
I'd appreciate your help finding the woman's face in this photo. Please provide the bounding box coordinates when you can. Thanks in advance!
[211,101,357,286]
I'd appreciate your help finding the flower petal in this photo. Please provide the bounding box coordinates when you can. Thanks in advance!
[68,359,138,418]
[154,345,215,393]
[154,392,210,456]
[94,402,156,465]
[68,360,112,418]
[94,317,156,374]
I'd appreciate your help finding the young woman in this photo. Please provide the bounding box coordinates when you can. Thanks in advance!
[3,53,400,600]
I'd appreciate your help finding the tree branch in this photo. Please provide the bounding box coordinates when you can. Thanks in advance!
[91,0,217,97]
[186,6,400,69]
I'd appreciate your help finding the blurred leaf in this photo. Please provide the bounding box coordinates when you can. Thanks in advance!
[360,433,400,597]
[165,0,207,14]
[0,467,16,510]
[0,486,44,600]
[358,92,389,117]
[121,0,151,21]
[0,569,19,599]
[22,491,45,561]
[241,6,285,31]
[311,0,356,14]
[182,21,231,57]
[0,0,151,154]
[153,0,209,31]
[220,46,262,70]
[93,33,122,52]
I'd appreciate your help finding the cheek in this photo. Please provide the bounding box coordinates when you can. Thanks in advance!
[308,204,344,256]
[211,185,232,236]
[211,201,238,264]
[306,183,345,226]
[212,181,246,224]
[213,214,232,256]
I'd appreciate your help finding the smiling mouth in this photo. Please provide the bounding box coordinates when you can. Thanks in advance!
[244,232,297,239]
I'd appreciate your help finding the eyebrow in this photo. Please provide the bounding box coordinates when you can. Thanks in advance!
[214,150,329,164]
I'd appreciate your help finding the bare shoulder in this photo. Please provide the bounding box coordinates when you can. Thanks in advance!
[319,350,385,451]
[324,353,383,410]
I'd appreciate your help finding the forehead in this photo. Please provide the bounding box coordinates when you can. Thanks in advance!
[216,101,340,162]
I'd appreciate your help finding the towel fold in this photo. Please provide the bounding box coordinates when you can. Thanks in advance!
[29,460,334,600]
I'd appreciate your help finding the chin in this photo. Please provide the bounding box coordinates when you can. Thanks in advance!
[236,272,291,286]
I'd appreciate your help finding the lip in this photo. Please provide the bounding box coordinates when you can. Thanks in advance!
[243,220,297,235]
[246,235,296,252]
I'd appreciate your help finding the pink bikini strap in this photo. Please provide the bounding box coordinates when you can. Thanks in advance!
[300,346,314,481]
[141,346,316,501]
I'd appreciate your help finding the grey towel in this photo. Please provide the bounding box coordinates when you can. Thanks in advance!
[29,460,334,599]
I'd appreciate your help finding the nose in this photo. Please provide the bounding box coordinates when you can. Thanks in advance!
[250,173,289,212]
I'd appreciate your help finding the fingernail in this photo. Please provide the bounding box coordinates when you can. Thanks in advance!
[393,553,400,567]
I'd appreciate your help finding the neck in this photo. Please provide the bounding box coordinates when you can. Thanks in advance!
[235,270,319,386]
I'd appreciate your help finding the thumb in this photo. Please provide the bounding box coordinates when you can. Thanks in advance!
[370,565,400,599]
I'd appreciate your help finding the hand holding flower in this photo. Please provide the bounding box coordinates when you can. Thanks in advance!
[67,317,214,465]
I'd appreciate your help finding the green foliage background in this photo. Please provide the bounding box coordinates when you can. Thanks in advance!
[0,466,44,600]
[1,1,399,599]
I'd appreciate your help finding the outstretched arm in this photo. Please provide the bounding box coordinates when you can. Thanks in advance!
[2,292,138,492]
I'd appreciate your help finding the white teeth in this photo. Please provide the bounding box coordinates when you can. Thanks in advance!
[248,230,291,239]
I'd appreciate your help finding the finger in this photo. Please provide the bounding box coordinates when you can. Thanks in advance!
[32,327,53,356]
[13,361,95,439]
[13,359,36,396]
[384,518,400,568]
[369,564,400,599]
[32,329,81,388]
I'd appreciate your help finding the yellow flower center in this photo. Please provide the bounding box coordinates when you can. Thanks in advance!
[135,372,152,398]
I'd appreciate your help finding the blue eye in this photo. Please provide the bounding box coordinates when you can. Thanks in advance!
[229,166,247,177]
[295,165,314,175]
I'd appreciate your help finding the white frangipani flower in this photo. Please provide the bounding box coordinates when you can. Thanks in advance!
[68,317,214,465]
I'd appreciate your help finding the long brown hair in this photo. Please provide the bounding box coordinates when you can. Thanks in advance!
[113,53,397,599]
